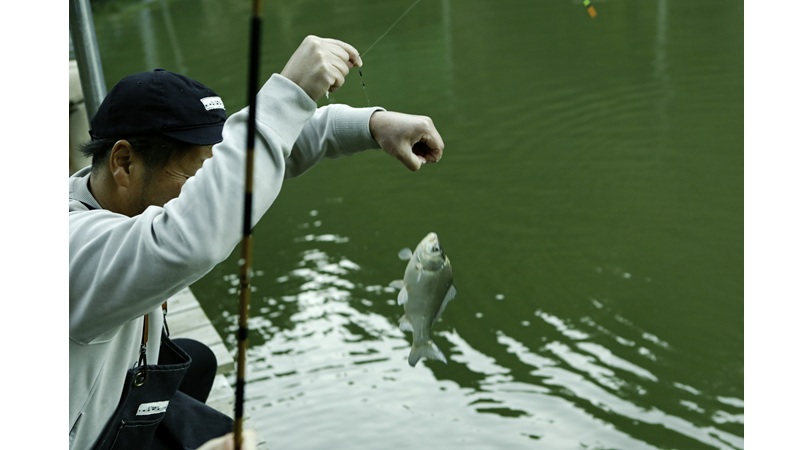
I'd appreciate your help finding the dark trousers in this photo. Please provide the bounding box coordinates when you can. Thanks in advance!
[167,338,217,403]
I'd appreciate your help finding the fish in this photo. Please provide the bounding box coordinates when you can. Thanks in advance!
[390,232,456,367]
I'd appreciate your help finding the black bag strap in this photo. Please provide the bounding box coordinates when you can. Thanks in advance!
[134,302,169,387]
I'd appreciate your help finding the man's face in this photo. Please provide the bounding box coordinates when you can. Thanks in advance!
[130,144,213,215]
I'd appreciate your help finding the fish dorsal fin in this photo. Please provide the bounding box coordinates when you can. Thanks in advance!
[433,284,457,323]
[398,248,413,261]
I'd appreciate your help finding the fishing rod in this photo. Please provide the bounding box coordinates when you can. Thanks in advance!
[235,0,262,447]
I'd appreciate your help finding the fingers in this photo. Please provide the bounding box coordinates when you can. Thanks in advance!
[322,39,360,93]
[281,35,363,101]
[415,121,445,164]
[413,141,438,164]
[369,111,446,172]
[321,38,363,67]
[427,126,445,160]
[392,132,443,172]
[398,151,425,172]
[401,139,439,172]
[404,119,444,170]
[327,57,350,93]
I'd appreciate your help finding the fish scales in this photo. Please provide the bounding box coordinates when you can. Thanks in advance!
[392,232,456,367]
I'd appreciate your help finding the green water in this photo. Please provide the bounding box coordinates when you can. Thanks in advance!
[89,0,743,448]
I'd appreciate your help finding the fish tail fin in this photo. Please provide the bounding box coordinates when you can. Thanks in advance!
[408,340,447,367]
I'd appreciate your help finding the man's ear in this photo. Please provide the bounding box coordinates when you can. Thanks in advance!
[109,140,134,188]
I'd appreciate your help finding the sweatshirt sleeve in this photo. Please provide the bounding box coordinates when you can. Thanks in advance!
[69,74,317,343]
[284,103,385,178]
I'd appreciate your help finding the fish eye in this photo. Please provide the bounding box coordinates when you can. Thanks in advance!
[432,244,440,253]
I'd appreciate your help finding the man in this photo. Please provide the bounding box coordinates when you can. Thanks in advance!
[69,35,444,449]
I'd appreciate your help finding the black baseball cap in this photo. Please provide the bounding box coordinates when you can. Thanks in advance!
[90,68,227,145]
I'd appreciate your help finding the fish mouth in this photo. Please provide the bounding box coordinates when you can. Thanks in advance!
[423,232,445,257]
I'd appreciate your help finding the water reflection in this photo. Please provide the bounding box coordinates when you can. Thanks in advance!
[211,208,743,450]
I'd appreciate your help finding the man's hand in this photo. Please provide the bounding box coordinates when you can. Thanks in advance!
[370,111,445,171]
[281,35,362,102]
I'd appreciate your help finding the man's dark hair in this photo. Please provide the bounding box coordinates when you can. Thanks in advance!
[81,135,195,172]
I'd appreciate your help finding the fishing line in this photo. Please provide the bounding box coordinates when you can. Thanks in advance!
[360,0,423,57]
[357,0,423,106]
[358,69,371,106]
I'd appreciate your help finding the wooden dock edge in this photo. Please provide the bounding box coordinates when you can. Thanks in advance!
[167,287,269,449]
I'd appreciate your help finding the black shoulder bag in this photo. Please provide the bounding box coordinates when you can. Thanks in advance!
[92,307,233,450]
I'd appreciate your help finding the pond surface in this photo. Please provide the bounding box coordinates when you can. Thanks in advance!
[90,0,743,448]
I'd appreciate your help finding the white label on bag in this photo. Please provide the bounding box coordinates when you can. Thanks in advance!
[136,400,170,416]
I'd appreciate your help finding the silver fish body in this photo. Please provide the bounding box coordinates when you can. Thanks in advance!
[392,232,456,367]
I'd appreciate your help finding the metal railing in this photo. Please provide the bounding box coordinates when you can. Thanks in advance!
[69,0,107,121]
